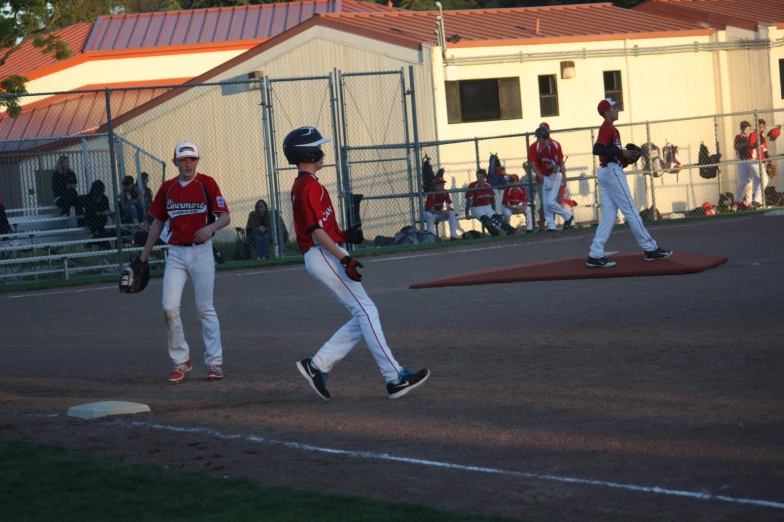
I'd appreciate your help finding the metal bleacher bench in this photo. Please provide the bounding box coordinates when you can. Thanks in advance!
[1,208,165,281]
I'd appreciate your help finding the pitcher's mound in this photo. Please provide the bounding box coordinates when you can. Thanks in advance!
[410,252,727,289]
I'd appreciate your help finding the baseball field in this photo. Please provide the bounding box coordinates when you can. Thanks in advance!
[1,212,782,521]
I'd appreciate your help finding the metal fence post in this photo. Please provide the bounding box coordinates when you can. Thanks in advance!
[408,66,425,233]
[260,77,280,259]
[474,138,481,172]
[645,121,657,220]
[713,115,721,195]
[755,110,766,207]
[81,137,91,187]
[524,132,536,224]
[104,89,123,269]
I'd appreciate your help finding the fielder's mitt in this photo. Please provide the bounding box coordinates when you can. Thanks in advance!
[344,224,365,245]
[119,256,150,294]
[625,143,642,164]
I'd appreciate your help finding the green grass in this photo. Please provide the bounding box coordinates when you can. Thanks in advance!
[0,440,517,522]
[0,208,772,294]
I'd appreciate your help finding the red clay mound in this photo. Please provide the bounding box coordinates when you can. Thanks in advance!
[410,252,727,289]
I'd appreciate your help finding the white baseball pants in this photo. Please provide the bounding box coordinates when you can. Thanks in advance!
[470,205,495,221]
[589,164,658,258]
[502,206,533,231]
[737,161,762,204]
[542,172,572,230]
[305,246,402,382]
[426,210,459,238]
[162,241,223,366]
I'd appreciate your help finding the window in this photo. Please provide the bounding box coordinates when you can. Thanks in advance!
[780,60,784,99]
[538,75,559,117]
[603,71,624,110]
[445,77,521,124]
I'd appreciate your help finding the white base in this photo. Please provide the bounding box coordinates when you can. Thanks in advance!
[764,209,784,217]
[67,401,150,419]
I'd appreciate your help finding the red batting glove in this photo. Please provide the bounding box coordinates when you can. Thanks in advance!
[340,255,364,282]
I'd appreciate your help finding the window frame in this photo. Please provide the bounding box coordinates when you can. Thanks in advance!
[444,77,522,124]
[538,74,559,118]
[603,70,624,111]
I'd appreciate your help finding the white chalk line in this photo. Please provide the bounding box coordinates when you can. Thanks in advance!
[126,420,783,511]
[2,216,742,299]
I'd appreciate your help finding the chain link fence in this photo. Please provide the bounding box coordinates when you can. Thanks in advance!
[2,72,783,285]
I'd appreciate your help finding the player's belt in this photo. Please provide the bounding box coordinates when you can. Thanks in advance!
[172,242,202,247]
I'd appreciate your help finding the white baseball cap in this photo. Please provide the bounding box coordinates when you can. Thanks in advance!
[173,141,200,161]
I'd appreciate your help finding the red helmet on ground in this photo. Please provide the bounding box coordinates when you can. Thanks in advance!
[769,127,781,140]
[702,202,713,208]
[508,174,520,182]
[434,177,445,184]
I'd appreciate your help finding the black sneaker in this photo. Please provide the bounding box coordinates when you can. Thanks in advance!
[562,216,575,230]
[296,358,330,400]
[586,256,616,268]
[387,368,430,399]
[643,248,673,261]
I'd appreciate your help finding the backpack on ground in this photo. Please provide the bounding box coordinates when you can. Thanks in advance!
[394,225,418,245]
[233,227,252,260]
[639,206,662,221]
[374,235,395,247]
[698,142,721,179]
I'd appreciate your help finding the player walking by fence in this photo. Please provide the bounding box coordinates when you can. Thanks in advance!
[587,99,671,268]
[137,141,231,383]
[285,126,430,401]
[526,125,574,232]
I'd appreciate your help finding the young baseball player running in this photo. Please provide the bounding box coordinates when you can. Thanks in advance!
[526,125,574,232]
[587,99,671,267]
[501,174,534,233]
[138,141,231,383]
[285,126,430,400]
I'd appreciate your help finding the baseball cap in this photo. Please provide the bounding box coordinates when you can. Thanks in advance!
[509,174,520,182]
[597,98,622,116]
[539,122,550,130]
[434,177,445,184]
[173,141,200,161]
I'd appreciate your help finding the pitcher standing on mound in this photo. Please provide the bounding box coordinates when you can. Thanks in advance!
[587,99,671,267]
[285,126,430,400]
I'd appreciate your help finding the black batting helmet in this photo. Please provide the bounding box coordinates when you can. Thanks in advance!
[283,127,331,165]
[534,126,550,140]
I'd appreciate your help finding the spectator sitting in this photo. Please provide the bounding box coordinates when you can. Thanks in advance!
[117,175,143,226]
[51,155,84,222]
[425,176,459,241]
[140,172,154,214]
[246,199,289,260]
[81,180,112,249]
[465,169,517,236]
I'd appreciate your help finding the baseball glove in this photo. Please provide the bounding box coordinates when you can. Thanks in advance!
[344,224,365,245]
[119,256,150,294]
[625,143,642,164]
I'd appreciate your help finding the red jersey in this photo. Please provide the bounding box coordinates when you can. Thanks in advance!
[466,180,495,207]
[735,132,759,160]
[425,188,453,212]
[595,121,624,167]
[291,172,345,254]
[502,186,528,206]
[149,173,228,245]
[527,139,564,176]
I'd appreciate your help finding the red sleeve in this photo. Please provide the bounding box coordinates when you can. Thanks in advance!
[502,188,511,205]
[527,143,537,162]
[445,193,453,205]
[204,176,229,214]
[148,181,169,222]
[425,192,434,211]
[521,188,528,203]
[596,122,614,147]
[302,182,324,231]
[466,182,475,200]
[553,141,564,165]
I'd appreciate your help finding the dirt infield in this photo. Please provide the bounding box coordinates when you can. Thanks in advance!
[2,214,783,521]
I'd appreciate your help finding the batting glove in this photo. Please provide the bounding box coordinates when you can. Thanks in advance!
[340,255,363,282]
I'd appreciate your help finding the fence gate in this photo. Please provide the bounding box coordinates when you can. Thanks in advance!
[338,68,417,240]
[263,75,342,257]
